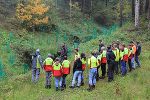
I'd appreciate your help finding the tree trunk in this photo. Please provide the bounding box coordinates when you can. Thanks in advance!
[120,0,123,27]
[148,0,150,29]
[69,0,72,20]
[132,0,135,17]
[139,0,144,15]
[106,0,108,7]
[135,0,140,29]
[145,0,149,13]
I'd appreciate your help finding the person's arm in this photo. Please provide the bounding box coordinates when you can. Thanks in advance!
[38,55,43,69]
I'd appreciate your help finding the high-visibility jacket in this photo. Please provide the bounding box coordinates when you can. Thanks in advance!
[62,60,70,74]
[97,54,102,65]
[132,45,137,55]
[52,63,62,77]
[75,52,80,61]
[36,55,41,68]
[120,48,128,61]
[101,50,107,63]
[43,58,53,71]
[113,48,120,62]
[81,58,86,70]
[128,49,134,59]
[123,48,129,61]
[89,56,97,68]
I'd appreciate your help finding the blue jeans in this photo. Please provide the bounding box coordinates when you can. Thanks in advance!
[45,71,52,86]
[32,68,40,83]
[121,61,127,76]
[89,68,97,85]
[54,77,62,88]
[131,57,135,69]
[71,71,82,86]
[135,55,141,67]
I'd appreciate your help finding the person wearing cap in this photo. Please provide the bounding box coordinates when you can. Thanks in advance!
[52,58,63,91]
[43,54,53,89]
[62,56,71,89]
[31,49,43,83]
[87,51,98,91]
[106,45,116,82]
[70,57,82,89]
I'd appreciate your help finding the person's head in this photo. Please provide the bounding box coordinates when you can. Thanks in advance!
[81,53,86,60]
[99,40,103,44]
[48,53,52,58]
[55,58,60,65]
[91,51,95,56]
[101,46,106,52]
[36,49,40,55]
[122,43,126,47]
[136,41,140,45]
[113,43,117,48]
[64,56,67,60]
[107,45,112,51]
[119,44,123,50]
[74,48,79,54]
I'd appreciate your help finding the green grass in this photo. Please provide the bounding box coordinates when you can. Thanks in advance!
[0,22,150,100]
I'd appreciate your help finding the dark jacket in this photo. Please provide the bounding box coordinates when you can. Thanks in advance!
[99,43,104,52]
[136,44,141,56]
[106,49,116,64]
[73,58,82,72]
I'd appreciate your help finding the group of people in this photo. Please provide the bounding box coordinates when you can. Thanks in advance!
[31,40,141,91]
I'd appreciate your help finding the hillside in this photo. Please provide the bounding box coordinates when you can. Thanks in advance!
[0,0,150,100]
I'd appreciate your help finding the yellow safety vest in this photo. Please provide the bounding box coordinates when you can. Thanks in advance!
[113,48,120,62]
[81,58,86,64]
[89,56,97,68]
[36,55,41,68]
[53,63,62,70]
[44,58,53,65]
[62,60,70,68]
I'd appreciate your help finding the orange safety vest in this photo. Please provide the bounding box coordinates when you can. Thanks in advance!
[132,45,137,55]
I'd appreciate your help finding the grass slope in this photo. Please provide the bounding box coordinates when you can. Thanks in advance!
[0,22,150,100]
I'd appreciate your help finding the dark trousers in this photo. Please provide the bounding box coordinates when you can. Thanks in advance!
[96,65,100,80]
[108,62,115,80]
[114,61,119,74]
[62,74,68,86]
[128,59,132,71]
[101,63,106,77]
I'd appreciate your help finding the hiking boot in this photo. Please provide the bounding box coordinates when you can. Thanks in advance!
[81,82,84,86]
[99,76,105,79]
[92,85,95,89]
[48,85,51,89]
[56,87,59,91]
[76,86,80,88]
[45,85,48,89]
[60,87,64,91]
[87,85,93,92]
[69,86,75,89]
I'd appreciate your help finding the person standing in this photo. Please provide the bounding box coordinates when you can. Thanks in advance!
[135,42,141,67]
[70,57,83,89]
[62,56,71,89]
[52,58,63,91]
[106,46,116,82]
[119,44,128,76]
[99,40,104,52]
[81,53,86,86]
[112,44,120,74]
[87,51,98,91]
[43,54,53,89]
[31,49,43,83]
[99,46,107,79]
